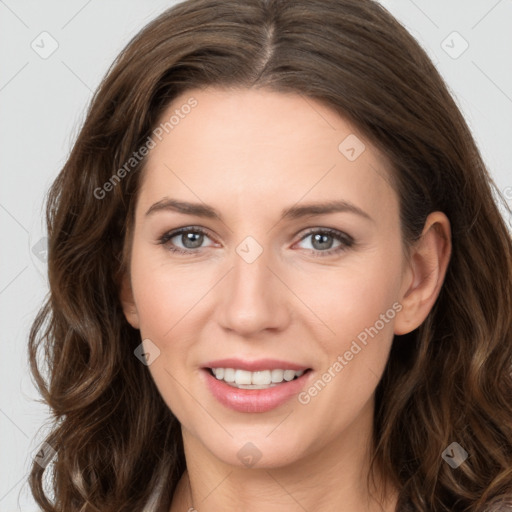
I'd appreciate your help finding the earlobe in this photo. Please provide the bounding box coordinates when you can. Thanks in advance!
[119,273,140,330]
[394,211,452,335]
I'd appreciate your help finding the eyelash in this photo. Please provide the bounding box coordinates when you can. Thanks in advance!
[157,226,354,258]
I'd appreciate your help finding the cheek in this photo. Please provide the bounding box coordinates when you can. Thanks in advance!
[129,246,202,417]
[130,244,208,339]
[298,249,403,343]
[294,258,401,434]
[294,243,403,411]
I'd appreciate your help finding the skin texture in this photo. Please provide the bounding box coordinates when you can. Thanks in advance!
[121,87,451,512]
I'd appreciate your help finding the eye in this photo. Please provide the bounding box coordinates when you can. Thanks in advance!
[295,228,354,257]
[157,226,354,257]
[158,226,216,255]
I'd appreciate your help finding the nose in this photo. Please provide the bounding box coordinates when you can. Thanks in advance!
[216,241,291,337]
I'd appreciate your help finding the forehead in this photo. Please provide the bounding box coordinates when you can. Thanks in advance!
[138,87,397,224]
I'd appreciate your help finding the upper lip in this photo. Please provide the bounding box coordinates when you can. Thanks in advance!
[202,358,311,372]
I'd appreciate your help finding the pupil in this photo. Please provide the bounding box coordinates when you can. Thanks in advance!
[183,232,203,249]
[313,233,332,250]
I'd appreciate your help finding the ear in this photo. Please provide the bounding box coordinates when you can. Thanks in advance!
[119,272,140,330]
[394,211,452,335]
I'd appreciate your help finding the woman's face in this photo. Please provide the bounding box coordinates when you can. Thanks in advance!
[123,87,412,470]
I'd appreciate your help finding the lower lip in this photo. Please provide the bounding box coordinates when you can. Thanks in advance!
[202,369,312,413]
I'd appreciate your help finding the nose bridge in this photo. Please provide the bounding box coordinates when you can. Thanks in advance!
[232,235,269,295]
[217,234,289,335]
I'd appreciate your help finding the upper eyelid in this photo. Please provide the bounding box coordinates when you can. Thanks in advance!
[167,226,216,240]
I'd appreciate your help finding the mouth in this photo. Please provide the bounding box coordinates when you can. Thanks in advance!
[201,361,314,413]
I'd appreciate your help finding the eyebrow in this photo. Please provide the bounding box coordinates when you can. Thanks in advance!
[145,198,373,222]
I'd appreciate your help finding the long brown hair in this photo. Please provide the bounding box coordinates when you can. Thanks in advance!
[28,0,512,510]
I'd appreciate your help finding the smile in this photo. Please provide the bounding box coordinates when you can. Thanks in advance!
[202,362,313,413]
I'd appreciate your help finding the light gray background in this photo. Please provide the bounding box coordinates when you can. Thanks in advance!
[1,1,511,510]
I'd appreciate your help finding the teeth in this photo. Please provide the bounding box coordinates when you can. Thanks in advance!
[252,370,272,386]
[284,369,296,381]
[223,368,235,382]
[235,369,252,385]
[211,367,306,388]
[271,369,284,383]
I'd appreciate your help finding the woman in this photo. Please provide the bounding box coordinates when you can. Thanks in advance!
[28,0,512,510]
